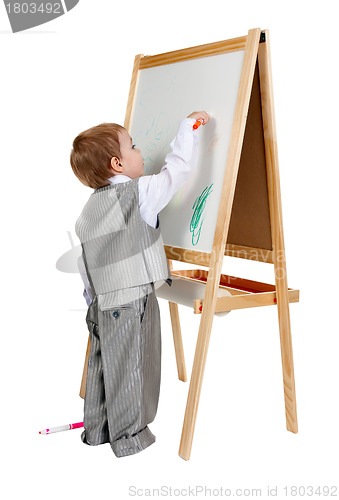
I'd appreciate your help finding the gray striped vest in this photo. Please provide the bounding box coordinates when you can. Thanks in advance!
[75,178,172,296]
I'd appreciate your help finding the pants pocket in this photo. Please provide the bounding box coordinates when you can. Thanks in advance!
[100,304,138,337]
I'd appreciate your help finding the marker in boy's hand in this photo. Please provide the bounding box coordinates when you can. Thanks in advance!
[187,111,210,129]
[193,120,203,130]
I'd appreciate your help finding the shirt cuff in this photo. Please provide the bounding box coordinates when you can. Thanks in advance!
[178,117,197,131]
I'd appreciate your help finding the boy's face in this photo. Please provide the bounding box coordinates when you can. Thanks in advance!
[113,129,144,179]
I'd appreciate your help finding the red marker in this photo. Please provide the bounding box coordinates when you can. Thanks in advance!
[39,421,83,435]
[193,119,204,130]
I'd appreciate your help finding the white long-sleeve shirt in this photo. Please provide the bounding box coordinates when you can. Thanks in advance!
[109,117,199,227]
[79,117,199,305]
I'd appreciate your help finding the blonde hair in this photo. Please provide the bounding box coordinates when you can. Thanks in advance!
[70,122,125,188]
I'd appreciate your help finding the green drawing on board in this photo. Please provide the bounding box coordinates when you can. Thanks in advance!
[190,184,213,246]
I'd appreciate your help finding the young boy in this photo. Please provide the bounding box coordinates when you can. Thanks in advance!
[71,111,209,458]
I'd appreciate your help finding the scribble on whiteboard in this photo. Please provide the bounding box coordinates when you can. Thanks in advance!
[190,184,213,246]
[208,134,222,153]
[134,76,182,174]
[136,112,171,173]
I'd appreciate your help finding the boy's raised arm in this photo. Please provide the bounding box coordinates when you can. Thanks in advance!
[138,111,209,222]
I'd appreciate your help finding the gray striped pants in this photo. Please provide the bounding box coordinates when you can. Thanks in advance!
[81,283,161,457]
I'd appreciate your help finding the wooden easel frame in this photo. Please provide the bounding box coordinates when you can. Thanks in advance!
[80,28,299,461]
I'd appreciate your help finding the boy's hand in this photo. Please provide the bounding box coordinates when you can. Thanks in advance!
[187,111,210,125]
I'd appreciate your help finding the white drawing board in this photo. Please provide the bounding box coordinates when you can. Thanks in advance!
[129,49,245,254]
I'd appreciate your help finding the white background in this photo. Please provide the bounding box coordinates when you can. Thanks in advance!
[1,1,338,498]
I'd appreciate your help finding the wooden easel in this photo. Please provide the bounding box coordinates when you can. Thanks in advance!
[80,28,299,461]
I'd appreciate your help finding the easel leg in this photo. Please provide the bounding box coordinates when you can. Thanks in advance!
[79,334,91,399]
[178,293,216,460]
[169,301,187,382]
[258,30,298,433]
[275,264,298,433]
[168,259,187,382]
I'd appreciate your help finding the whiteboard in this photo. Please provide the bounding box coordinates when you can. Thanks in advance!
[129,50,245,254]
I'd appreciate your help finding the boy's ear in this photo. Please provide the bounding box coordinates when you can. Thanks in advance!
[110,156,123,174]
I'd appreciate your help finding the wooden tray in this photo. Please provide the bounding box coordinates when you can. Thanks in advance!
[171,269,300,313]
